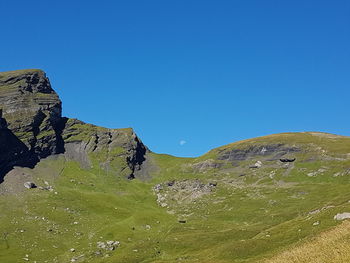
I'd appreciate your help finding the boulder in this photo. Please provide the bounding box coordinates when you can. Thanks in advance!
[24,182,36,189]
[250,161,262,168]
[334,212,350,220]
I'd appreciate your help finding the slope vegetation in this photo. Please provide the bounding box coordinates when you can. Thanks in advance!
[1,70,350,263]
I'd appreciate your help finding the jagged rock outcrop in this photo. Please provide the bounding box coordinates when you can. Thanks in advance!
[0,69,64,157]
[0,69,147,182]
[62,118,147,178]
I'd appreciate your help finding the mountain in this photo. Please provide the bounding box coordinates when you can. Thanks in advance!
[0,69,147,184]
[0,69,350,263]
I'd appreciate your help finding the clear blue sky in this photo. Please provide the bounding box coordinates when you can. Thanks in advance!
[1,1,349,157]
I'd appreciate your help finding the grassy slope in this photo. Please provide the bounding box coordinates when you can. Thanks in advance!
[263,220,350,263]
[0,132,350,262]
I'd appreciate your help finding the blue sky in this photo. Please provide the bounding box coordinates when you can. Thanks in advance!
[0,1,349,157]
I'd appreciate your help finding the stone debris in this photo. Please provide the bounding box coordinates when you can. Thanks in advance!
[153,179,217,207]
[308,167,328,177]
[308,205,335,215]
[97,240,120,251]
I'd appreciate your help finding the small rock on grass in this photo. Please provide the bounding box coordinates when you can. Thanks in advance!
[334,212,350,220]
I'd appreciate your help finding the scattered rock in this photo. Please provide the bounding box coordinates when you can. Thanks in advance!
[70,248,75,252]
[307,168,328,177]
[334,212,350,221]
[97,241,106,249]
[153,179,216,207]
[154,184,163,191]
[308,205,335,215]
[97,240,120,251]
[313,221,320,226]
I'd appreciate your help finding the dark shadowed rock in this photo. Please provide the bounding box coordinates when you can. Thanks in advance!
[280,158,296,163]
[0,114,37,182]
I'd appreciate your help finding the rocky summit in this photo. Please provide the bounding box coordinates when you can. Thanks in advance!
[0,69,147,183]
[1,69,350,263]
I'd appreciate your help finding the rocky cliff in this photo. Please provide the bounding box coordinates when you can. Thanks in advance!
[0,69,147,182]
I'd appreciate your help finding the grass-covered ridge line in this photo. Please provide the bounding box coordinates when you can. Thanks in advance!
[0,132,350,263]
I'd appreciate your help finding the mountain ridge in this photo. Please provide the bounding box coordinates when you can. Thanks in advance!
[1,69,350,263]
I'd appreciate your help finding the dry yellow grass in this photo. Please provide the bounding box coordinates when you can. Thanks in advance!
[263,221,350,263]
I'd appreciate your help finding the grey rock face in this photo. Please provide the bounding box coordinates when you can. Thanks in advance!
[217,144,300,162]
[62,118,148,178]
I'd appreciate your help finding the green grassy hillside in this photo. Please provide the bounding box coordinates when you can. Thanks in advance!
[1,132,350,263]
